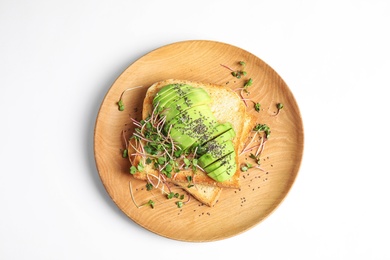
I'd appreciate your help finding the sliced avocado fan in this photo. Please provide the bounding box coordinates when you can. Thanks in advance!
[152,84,237,182]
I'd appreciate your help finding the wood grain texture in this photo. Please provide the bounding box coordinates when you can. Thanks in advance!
[94,40,304,242]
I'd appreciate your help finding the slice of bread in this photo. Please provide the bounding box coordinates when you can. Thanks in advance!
[129,79,256,206]
[170,180,223,207]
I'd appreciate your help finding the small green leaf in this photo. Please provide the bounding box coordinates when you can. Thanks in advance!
[254,102,261,112]
[176,201,184,208]
[164,164,173,173]
[174,150,182,158]
[192,158,198,166]
[244,78,253,87]
[146,183,153,191]
[130,166,137,174]
[145,158,152,164]
[167,192,175,199]
[157,156,165,165]
[137,162,144,172]
[183,158,191,167]
[117,99,124,111]
[147,200,155,209]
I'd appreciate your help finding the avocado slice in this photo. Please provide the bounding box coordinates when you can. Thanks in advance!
[162,88,211,122]
[206,154,237,182]
[197,127,235,156]
[153,84,177,104]
[203,152,235,173]
[207,161,237,182]
[153,84,181,107]
[197,139,235,168]
[199,122,234,146]
[153,84,193,108]
[168,129,198,150]
[164,105,218,150]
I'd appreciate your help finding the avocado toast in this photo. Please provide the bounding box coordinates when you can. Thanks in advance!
[129,79,256,206]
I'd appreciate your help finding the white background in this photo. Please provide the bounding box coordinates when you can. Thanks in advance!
[1,0,389,259]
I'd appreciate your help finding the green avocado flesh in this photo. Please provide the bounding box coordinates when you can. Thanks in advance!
[153,84,193,108]
[162,88,211,122]
[152,84,237,182]
[197,130,235,168]
[163,105,218,150]
[206,153,237,182]
[207,161,237,182]
[203,152,235,173]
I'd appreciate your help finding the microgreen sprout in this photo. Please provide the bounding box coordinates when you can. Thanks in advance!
[240,162,253,172]
[117,99,125,111]
[167,192,175,199]
[220,63,247,79]
[128,109,183,178]
[244,78,253,88]
[253,124,271,139]
[254,102,261,112]
[129,181,155,209]
[144,200,155,209]
[128,101,203,208]
[186,175,195,188]
[249,153,261,165]
[116,85,144,111]
[130,165,137,174]
[122,149,128,158]
[275,103,284,116]
[146,183,153,191]
[231,71,246,79]
[176,201,184,208]
[240,123,270,166]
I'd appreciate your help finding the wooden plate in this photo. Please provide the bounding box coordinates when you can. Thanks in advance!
[94,40,304,242]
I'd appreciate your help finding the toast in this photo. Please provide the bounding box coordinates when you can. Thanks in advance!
[129,79,256,206]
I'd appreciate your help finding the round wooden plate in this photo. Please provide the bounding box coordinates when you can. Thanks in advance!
[94,40,304,242]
